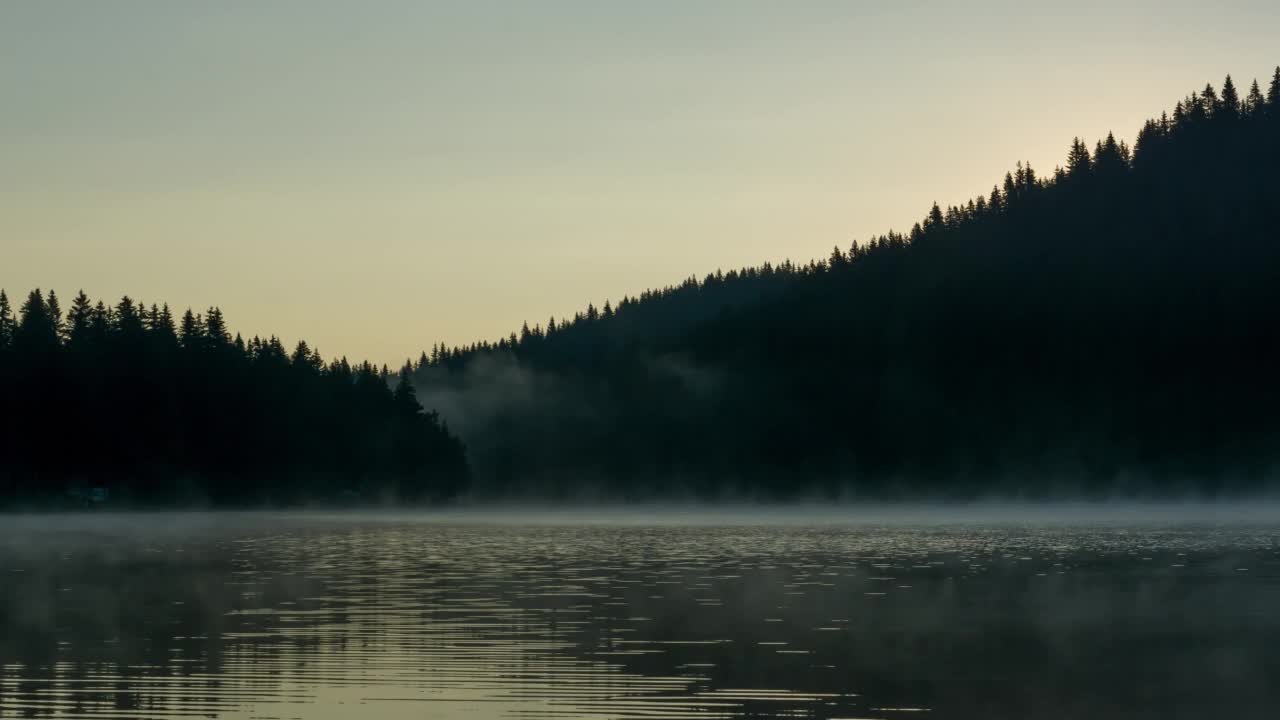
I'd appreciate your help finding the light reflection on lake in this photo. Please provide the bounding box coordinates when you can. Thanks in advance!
[1,511,1278,719]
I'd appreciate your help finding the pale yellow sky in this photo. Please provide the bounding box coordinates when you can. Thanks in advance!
[3,1,1278,364]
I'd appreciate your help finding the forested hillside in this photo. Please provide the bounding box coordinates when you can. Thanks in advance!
[0,292,468,507]
[411,69,1280,498]
[5,70,1276,504]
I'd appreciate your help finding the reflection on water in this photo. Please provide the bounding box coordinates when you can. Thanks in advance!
[1,512,1278,719]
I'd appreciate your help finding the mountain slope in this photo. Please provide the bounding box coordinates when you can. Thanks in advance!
[412,70,1280,498]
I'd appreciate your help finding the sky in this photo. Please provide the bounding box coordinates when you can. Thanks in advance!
[3,1,1279,365]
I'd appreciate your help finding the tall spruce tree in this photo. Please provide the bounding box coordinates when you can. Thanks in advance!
[1218,75,1240,118]
[1246,79,1265,116]
[45,290,63,341]
[15,290,58,353]
[1066,138,1092,177]
[65,291,94,349]
[179,310,204,349]
[205,308,230,348]
[0,290,14,351]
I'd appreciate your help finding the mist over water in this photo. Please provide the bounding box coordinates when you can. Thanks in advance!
[1,506,1278,719]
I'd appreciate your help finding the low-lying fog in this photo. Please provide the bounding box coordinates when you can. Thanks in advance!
[5,500,1280,532]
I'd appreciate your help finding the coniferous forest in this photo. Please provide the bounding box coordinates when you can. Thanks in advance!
[5,68,1280,504]
[409,69,1280,499]
[0,292,468,507]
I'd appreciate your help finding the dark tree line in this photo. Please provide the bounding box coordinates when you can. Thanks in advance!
[411,68,1280,498]
[0,292,467,507]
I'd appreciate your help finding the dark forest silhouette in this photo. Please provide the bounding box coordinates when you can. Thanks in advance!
[5,68,1279,504]
[408,69,1280,498]
[0,293,468,507]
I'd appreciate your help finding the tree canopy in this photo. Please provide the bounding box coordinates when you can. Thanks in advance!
[0,294,468,507]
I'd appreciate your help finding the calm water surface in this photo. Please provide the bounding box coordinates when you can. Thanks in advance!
[1,510,1278,719]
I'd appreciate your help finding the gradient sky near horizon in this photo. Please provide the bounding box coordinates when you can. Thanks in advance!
[3,1,1279,364]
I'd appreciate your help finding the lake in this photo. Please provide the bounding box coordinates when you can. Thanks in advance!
[1,508,1278,719]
